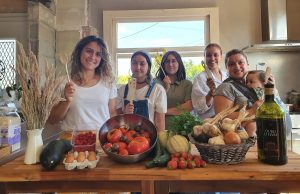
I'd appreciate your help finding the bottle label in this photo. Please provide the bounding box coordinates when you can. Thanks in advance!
[256,118,287,164]
[265,87,274,95]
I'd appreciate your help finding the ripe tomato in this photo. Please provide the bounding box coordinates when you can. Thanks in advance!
[107,128,122,143]
[103,142,112,150]
[124,130,136,142]
[119,148,129,156]
[113,142,127,151]
[119,126,128,134]
[140,129,151,138]
[127,136,150,155]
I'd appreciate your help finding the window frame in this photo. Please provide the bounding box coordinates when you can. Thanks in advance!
[103,8,219,75]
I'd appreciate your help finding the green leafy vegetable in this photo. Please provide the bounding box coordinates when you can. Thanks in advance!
[169,111,203,138]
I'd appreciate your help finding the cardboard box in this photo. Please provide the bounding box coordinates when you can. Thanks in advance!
[0,146,11,159]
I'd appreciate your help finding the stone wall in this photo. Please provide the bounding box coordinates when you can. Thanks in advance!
[28,1,56,66]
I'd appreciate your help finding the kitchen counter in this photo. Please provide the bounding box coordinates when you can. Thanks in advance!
[0,122,62,166]
[0,146,300,194]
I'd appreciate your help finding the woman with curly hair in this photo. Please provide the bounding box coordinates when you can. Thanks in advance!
[48,35,117,131]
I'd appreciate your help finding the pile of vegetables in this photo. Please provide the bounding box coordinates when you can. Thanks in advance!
[192,104,255,145]
[167,152,206,170]
[145,131,208,170]
[145,130,191,168]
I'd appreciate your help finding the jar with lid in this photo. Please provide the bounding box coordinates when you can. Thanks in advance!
[0,107,21,146]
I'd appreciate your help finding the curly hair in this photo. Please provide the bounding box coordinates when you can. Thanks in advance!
[70,35,115,86]
[155,50,186,81]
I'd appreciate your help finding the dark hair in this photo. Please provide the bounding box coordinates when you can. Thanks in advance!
[70,35,114,85]
[156,50,186,81]
[131,50,153,83]
[224,49,248,67]
[247,70,265,83]
[204,43,222,55]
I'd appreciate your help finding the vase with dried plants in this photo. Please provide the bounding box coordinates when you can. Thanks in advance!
[16,42,65,164]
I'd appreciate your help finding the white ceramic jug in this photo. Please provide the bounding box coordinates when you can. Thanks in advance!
[24,128,44,165]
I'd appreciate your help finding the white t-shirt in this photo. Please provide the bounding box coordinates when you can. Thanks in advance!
[116,83,167,123]
[61,80,117,131]
[192,70,228,119]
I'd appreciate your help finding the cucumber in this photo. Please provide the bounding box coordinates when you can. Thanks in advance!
[145,140,162,168]
[40,139,72,170]
[145,139,170,168]
[154,145,170,167]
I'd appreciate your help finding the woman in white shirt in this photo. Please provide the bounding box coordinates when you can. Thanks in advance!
[191,43,228,119]
[117,50,167,133]
[48,35,117,131]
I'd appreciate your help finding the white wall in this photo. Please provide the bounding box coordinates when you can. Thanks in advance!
[89,0,261,53]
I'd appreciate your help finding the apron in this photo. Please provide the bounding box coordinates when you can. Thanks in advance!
[123,81,156,119]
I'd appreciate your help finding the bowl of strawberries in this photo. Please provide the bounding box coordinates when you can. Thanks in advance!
[99,114,158,163]
[72,130,97,152]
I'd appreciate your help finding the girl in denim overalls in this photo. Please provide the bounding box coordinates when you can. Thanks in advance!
[117,51,167,133]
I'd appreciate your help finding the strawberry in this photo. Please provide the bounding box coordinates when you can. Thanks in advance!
[171,152,180,158]
[180,152,188,160]
[193,155,202,161]
[178,160,187,169]
[194,157,201,168]
[171,157,179,162]
[187,160,196,169]
[200,159,207,168]
[167,160,178,170]
[187,153,194,161]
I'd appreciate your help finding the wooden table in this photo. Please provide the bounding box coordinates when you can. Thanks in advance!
[0,147,300,194]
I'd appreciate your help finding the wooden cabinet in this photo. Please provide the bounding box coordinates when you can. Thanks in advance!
[287,0,300,40]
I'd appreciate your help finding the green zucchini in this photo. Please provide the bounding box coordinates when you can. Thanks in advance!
[154,145,170,167]
[40,139,72,170]
[144,140,162,168]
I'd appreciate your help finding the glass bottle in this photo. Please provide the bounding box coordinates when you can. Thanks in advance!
[256,83,288,165]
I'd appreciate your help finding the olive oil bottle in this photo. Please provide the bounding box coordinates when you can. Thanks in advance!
[256,83,287,165]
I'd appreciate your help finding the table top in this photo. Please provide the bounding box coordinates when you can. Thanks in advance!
[1,146,300,182]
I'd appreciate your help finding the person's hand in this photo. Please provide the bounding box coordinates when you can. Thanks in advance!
[163,76,171,91]
[265,74,276,86]
[248,99,263,115]
[206,77,216,96]
[124,103,134,114]
[64,81,75,102]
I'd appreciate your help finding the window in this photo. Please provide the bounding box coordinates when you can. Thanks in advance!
[103,8,219,83]
[0,39,16,89]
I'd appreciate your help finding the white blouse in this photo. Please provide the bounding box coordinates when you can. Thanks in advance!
[191,69,228,120]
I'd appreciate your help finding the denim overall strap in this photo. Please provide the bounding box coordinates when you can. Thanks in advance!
[124,84,129,98]
[123,81,156,119]
[145,80,156,98]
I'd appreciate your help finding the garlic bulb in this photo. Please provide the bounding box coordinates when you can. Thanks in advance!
[221,118,236,132]
[202,123,222,137]
[193,125,204,136]
[237,128,249,140]
[208,135,225,145]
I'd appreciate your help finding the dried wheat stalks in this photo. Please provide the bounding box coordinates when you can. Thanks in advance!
[16,41,65,130]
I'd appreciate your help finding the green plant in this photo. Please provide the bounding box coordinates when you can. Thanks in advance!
[169,111,203,137]
[5,83,22,100]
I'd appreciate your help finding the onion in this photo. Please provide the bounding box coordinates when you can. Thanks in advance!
[224,131,241,145]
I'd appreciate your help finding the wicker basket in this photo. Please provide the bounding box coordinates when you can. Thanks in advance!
[188,134,256,164]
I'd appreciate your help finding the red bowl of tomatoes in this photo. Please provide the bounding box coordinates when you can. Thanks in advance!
[99,114,158,163]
